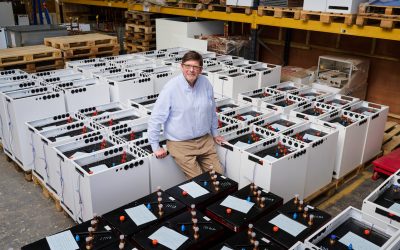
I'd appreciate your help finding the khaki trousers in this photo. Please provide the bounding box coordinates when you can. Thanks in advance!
[167,134,223,179]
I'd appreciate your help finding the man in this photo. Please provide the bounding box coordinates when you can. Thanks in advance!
[148,51,224,179]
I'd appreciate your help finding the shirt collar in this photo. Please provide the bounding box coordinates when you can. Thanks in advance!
[180,74,200,92]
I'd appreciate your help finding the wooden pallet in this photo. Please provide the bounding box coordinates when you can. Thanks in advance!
[300,10,356,25]
[0,59,65,73]
[125,23,156,34]
[0,45,62,67]
[382,122,400,154]
[44,33,118,50]
[359,3,400,16]
[133,32,156,41]
[125,43,156,53]
[62,45,119,58]
[178,1,206,10]
[4,154,33,181]
[356,14,400,29]
[32,175,63,212]
[207,4,226,12]
[226,5,252,15]
[257,6,301,19]
[126,10,157,21]
[126,36,156,44]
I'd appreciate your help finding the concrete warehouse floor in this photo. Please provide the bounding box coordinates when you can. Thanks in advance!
[0,150,385,249]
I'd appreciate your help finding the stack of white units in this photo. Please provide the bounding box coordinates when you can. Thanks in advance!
[69,144,150,222]
[216,125,277,182]
[290,102,337,122]
[250,63,282,88]
[54,78,110,112]
[214,68,258,99]
[133,135,186,192]
[215,97,249,113]
[296,87,333,102]
[347,101,389,164]
[318,93,360,109]
[305,207,400,249]
[78,102,127,119]
[105,73,153,105]
[261,93,308,114]
[238,87,281,106]
[282,122,339,198]
[362,170,400,229]
[110,119,149,144]
[240,135,308,201]
[269,81,308,94]
[140,65,180,93]
[128,94,159,115]
[92,108,149,129]
[317,109,368,179]
[221,105,274,125]
[303,0,367,14]
[52,130,121,221]
[1,86,66,170]
[28,119,102,197]
[253,113,306,134]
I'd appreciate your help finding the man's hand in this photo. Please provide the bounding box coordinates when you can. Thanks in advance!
[154,148,167,159]
[213,135,225,145]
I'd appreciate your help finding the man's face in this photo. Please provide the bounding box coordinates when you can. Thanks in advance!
[181,60,202,85]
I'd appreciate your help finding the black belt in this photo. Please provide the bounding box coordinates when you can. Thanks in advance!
[191,134,207,141]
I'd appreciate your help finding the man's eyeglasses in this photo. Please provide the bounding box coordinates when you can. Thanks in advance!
[182,64,202,71]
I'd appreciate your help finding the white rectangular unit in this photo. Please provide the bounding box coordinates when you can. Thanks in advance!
[71,144,150,222]
[317,109,368,179]
[216,125,277,182]
[232,59,262,70]
[318,93,360,109]
[240,135,308,201]
[238,87,281,106]
[216,55,245,65]
[2,87,66,171]
[91,67,126,83]
[214,68,258,99]
[29,120,102,197]
[128,94,159,115]
[54,78,110,112]
[52,131,121,221]
[92,108,149,129]
[362,170,400,229]
[250,63,282,88]
[110,119,149,144]
[253,113,306,134]
[295,87,333,102]
[31,68,80,79]
[290,101,337,123]
[201,62,234,86]
[74,62,114,78]
[0,28,7,49]
[326,0,367,14]
[65,58,105,69]
[269,81,309,94]
[261,93,308,114]
[106,73,154,105]
[282,122,339,198]
[217,113,243,135]
[0,70,30,84]
[348,101,389,164]
[140,66,180,93]
[303,0,327,12]
[226,0,254,7]
[134,137,186,192]
[305,207,400,250]
[78,102,128,119]
[221,105,274,126]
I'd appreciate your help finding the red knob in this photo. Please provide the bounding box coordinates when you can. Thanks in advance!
[119,215,125,222]
[226,208,232,214]
[364,229,370,235]
[182,191,188,196]
[152,239,158,246]
[273,226,279,232]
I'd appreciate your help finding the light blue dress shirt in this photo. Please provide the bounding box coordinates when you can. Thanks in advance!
[148,73,219,151]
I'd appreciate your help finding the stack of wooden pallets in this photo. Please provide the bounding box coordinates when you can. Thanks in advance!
[44,33,119,61]
[0,45,63,73]
[125,11,157,53]
[357,3,400,29]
